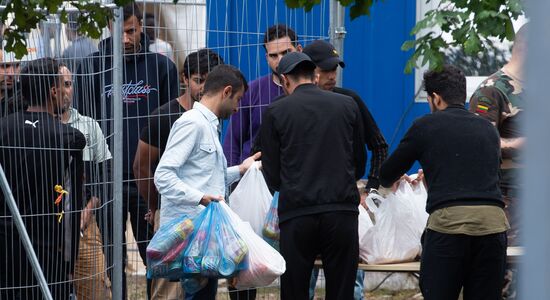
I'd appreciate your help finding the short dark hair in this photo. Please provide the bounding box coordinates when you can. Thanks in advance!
[20,58,61,106]
[182,49,224,79]
[423,65,466,105]
[263,24,298,50]
[284,61,316,82]
[145,13,155,21]
[202,64,247,97]
[123,3,142,22]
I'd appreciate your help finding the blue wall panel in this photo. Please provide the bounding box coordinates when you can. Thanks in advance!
[341,0,428,173]
[207,0,430,174]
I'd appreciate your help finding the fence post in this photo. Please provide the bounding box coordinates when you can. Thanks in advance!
[520,0,550,297]
[111,5,124,300]
[0,165,53,300]
[329,0,346,87]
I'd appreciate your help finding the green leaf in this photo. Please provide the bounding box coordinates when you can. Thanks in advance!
[401,40,416,51]
[350,0,375,19]
[504,18,515,41]
[464,33,481,54]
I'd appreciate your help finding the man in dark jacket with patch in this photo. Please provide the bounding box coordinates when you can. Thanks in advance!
[380,65,508,300]
[74,3,179,298]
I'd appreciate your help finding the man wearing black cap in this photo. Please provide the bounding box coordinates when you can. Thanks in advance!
[303,39,388,300]
[259,52,366,300]
[304,40,388,193]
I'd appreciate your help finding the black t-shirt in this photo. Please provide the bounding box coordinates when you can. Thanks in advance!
[140,98,186,154]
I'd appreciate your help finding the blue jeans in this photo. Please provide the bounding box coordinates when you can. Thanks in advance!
[308,269,319,299]
[184,278,218,300]
[309,269,364,300]
[354,270,365,300]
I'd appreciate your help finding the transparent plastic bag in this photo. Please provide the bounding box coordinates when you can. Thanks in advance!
[146,215,194,279]
[229,161,272,235]
[363,179,428,264]
[182,202,249,278]
[262,192,279,243]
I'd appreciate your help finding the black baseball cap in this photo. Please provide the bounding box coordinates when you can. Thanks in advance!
[276,52,316,75]
[303,40,345,70]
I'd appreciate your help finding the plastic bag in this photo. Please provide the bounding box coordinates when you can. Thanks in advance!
[229,161,273,235]
[219,202,286,289]
[234,222,286,289]
[183,202,249,278]
[362,179,428,264]
[262,192,279,242]
[358,204,374,263]
[146,215,194,279]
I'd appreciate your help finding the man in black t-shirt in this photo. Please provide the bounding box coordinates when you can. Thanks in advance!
[0,58,86,299]
[132,49,222,299]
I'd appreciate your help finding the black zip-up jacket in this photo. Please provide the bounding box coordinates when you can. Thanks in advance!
[380,105,503,213]
[74,33,179,180]
[259,83,366,223]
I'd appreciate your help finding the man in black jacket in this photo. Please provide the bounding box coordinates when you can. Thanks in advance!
[303,39,388,300]
[259,52,366,300]
[74,3,179,298]
[379,65,508,300]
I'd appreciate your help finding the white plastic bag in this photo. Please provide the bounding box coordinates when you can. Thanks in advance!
[362,179,428,264]
[229,161,273,235]
[233,222,286,289]
[358,204,374,263]
[219,202,286,289]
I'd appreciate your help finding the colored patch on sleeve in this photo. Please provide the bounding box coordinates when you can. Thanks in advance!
[476,104,489,114]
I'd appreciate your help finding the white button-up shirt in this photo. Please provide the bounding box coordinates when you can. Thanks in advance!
[155,102,241,225]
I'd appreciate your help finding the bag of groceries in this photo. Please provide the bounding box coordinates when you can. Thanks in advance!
[146,215,194,279]
[362,179,428,264]
[233,222,286,288]
[219,202,286,289]
[358,204,374,263]
[183,202,249,278]
[262,192,280,248]
[229,161,272,235]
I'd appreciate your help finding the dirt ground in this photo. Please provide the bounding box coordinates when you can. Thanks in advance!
[126,218,423,299]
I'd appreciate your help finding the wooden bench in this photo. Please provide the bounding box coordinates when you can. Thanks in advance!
[314,246,523,273]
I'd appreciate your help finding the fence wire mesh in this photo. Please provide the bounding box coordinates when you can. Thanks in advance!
[0,0,335,299]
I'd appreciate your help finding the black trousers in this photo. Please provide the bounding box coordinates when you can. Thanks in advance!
[0,226,71,300]
[280,211,358,300]
[420,229,507,300]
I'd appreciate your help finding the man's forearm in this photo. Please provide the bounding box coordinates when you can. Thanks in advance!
[501,137,525,159]
[135,169,159,211]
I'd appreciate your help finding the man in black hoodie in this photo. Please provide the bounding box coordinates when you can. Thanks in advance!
[379,65,508,300]
[74,3,179,298]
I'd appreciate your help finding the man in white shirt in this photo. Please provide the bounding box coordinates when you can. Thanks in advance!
[154,64,260,299]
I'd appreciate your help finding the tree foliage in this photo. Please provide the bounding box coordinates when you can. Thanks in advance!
[0,0,133,59]
[286,0,524,73]
[1,0,525,72]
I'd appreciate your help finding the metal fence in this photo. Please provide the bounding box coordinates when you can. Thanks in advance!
[0,0,341,299]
